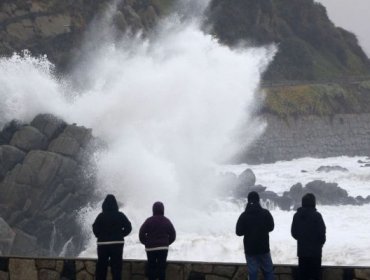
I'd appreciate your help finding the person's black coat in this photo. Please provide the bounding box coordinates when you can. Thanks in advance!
[236,202,274,255]
[291,206,326,258]
[93,195,132,242]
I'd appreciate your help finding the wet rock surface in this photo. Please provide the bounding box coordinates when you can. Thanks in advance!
[228,168,370,210]
[0,114,100,256]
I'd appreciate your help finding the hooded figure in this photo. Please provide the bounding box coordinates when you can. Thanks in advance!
[291,193,326,280]
[139,202,176,280]
[93,194,132,280]
[236,191,275,280]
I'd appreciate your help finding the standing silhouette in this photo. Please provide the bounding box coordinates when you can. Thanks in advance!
[93,194,132,280]
[236,191,275,280]
[291,193,326,280]
[139,201,176,280]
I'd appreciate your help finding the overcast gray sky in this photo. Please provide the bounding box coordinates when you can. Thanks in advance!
[317,0,370,56]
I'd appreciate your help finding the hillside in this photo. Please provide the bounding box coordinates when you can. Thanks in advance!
[0,0,164,71]
[206,0,370,82]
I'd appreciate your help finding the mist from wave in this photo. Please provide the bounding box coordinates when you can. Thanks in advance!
[0,0,276,263]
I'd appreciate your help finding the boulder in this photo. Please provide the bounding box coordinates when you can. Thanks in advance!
[10,126,48,152]
[277,195,293,211]
[0,217,15,255]
[31,114,66,140]
[238,168,256,187]
[48,135,81,158]
[316,165,349,172]
[10,228,38,256]
[305,180,349,205]
[63,125,92,147]
[0,145,25,180]
[0,120,22,144]
[21,150,77,187]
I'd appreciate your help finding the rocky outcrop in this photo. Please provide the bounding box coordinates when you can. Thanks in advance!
[0,114,99,256]
[242,113,370,163]
[0,0,163,71]
[228,168,370,210]
[316,165,349,173]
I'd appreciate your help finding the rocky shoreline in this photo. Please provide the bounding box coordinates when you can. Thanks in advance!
[0,114,100,257]
[224,166,370,210]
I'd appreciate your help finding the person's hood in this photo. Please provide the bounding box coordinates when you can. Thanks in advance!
[245,201,262,214]
[296,206,316,220]
[102,194,119,212]
[153,201,164,215]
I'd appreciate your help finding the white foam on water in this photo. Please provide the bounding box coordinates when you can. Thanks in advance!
[222,156,370,197]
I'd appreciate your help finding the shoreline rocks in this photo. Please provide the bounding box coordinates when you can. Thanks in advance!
[0,114,100,257]
[228,168,370,210]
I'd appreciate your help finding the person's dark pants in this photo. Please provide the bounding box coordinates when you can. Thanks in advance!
[146,250,168,280]
[245,252,274,280]
[96,244,124,280]
[298,257,322,280]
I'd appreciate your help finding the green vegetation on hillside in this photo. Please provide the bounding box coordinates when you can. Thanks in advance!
[262,79,370,117]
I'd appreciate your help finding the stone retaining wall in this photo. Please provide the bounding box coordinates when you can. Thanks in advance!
[244,113,370,163]
[0,257,369,280]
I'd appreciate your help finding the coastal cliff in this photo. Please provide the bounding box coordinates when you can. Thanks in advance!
[206,0,370,81]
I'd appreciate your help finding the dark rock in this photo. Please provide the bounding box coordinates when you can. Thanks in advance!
[10,126,48,152]
[10,228,38,256]
[0,217,15,255]
[0,115,98,257]
[0,120,22,145]
[63,125,92,147]
[260,190,279,201]
[0,145,25,180]
[277,196,293,211]
[316,165,349,172]
[238,168,256,187]
[289,183,303,201]
[48,135,80,158]
[31,114,66,141]
[305,180,349,205]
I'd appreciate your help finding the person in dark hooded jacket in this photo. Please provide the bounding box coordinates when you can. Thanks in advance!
[291,193,326,280]
[93,194,132,280]
[236,191,275,280]
[139,201,176,280]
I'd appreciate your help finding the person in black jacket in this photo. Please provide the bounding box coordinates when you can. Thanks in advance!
[236,191,275,280]
[93,194,132,280]
[291,193,326,280]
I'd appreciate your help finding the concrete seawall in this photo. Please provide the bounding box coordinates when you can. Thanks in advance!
[244,113,370,163]
[0,256,369,280]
